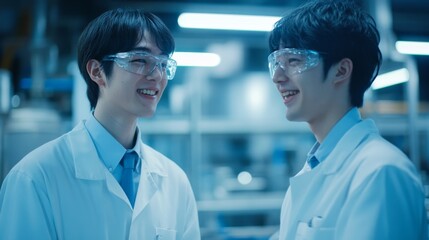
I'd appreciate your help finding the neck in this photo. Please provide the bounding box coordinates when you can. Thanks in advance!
[93,108,138,149]
[309,106,353,143]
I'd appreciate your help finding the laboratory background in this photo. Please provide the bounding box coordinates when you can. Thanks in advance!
[0,0,429,239]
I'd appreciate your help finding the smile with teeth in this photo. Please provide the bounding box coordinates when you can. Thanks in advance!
[281,90,299,99]
[137,89,157,96]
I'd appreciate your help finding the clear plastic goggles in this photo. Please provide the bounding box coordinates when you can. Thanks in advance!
[268,48,321,79]
[103,51,177,80]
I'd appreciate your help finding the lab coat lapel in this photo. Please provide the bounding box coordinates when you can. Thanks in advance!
[68,122,129,203]
[68,122,106,180]
[132,143,167,219]
[287,120,378,222]
[320,119,378,175]
[132,168,158,219]
[289,167,323,220]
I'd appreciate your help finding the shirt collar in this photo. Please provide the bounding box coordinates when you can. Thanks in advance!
[311,107,361,164]
[84,113,142,172]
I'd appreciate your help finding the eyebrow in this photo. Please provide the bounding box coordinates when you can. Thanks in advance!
[131,47,168,56]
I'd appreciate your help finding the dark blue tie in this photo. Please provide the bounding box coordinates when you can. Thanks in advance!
[308,156,320,169]
[120,151,137,207]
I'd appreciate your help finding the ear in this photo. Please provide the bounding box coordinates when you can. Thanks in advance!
[86,59,106,87]
[333,58,353,85]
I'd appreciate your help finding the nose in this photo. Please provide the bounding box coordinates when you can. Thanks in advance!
[272,66,287,83]
[146,63,164,81]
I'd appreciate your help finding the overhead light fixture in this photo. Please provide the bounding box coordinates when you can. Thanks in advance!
[172,52,221,67]
[178,13,280,32]
[396,41,429,55]
[372,68,409,90]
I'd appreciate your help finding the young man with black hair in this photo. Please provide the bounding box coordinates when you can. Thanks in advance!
[0,9,200,239]
[268,0,427,239]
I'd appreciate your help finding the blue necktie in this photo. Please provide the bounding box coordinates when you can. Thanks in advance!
[120,151,137,207]
[308,156,320,169]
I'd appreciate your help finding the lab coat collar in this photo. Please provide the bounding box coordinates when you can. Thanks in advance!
[316,119,379,175]
[68,122,107,180]
[68,121,169,180]
[288,119,379,224]
[68,121,170,212]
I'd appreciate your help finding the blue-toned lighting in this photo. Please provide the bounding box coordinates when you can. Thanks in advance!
[237,171,252,185]
[396,41,429,55]
[372,68,409,90]
[178,13,280,32]
[172,52,221,67]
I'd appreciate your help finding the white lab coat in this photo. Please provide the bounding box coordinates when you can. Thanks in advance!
[0,122,201,240]
[279,119,427,240]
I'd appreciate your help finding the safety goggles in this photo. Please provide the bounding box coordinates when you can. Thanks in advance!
[102,51,177,80]
[268,48,321,79]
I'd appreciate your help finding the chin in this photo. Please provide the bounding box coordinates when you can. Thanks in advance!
[285,111,301,122]
[138,109,156,118]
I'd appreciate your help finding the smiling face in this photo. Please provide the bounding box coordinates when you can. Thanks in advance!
[271,46,354,141]
[272,52,339,126]
[93,32,168,121]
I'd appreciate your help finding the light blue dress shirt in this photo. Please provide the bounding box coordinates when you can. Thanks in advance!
[84,113,142,190]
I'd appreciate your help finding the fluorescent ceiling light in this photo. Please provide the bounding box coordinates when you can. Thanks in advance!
[172,52,221,67]
[396,41,429,55]
[178,13,280,32]
[372,68,409,90]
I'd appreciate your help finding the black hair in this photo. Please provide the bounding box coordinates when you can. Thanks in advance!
[77,8,175,110]
[269,0,382,107]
